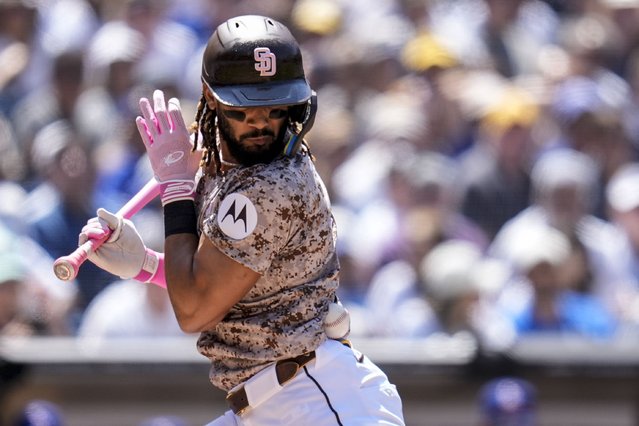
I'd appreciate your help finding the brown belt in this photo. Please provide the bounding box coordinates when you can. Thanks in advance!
[226,351,316,415]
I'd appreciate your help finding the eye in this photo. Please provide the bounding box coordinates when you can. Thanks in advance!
[222,109,246,121]
[268,109,288,119]
[221,108,288,121]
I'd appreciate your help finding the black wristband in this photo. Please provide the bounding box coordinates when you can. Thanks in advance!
[163,200,198,238]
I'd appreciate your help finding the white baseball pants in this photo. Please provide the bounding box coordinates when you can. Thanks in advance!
[206,339,405,426]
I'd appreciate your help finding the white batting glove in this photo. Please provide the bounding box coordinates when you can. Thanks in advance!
[135,90,203,206]
[79,208,159,280]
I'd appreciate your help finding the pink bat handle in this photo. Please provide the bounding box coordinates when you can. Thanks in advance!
[53,178,161,281]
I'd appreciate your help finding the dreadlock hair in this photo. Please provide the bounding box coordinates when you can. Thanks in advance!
[302,139,315,162]
[191,93,222,175]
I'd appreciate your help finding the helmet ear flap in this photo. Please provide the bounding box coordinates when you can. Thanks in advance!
[289,91,317,128]
[289,104,307,123]
[283,91,317,156]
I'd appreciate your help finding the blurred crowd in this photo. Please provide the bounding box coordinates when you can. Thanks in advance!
[2,0,639,356]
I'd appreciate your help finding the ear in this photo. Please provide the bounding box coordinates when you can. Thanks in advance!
[202,83,216,110]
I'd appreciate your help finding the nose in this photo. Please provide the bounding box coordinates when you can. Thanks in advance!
[245,108,270,129]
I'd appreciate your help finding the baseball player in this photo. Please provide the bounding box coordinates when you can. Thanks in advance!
[79,15,405,425]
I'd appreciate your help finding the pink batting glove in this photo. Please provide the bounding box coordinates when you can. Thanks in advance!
[136,90,202,205]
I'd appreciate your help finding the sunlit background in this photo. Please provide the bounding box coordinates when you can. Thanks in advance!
[2,0,639,425]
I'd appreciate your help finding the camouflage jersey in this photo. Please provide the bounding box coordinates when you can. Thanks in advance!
[194,150,339,391]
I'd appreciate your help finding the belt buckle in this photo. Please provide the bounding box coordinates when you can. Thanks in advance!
[277,360,300,386]
[226,387,249,416]
[276,351,315,386]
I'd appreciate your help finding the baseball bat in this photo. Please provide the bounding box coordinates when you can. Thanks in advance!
[53,178,161,281]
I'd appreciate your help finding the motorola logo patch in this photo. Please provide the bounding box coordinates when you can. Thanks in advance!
[217,193,258,239]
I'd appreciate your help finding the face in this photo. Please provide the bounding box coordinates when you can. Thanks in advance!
[527,262,558,296]
[203,86,290,166]
[217,104,289,166]
[543,184,588,233]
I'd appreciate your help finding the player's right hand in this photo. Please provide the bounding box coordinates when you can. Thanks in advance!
[136,89,202,205]
[79,208,148,279]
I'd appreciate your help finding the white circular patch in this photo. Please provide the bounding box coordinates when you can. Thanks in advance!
[217,193,258,240]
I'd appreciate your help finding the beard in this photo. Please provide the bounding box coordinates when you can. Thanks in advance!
[217,112,287,166]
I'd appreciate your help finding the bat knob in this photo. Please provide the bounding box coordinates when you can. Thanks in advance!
[53,260,75,281]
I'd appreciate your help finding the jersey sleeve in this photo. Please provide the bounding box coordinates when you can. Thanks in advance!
[201,177,296,274]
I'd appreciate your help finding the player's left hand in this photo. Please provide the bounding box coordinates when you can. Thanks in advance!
[136,89,202,205]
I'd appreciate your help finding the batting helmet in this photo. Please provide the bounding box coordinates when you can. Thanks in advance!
[202,15,312,108]
[201,15,317,156]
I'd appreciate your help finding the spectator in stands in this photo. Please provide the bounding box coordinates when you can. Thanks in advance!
[598,0,639,76]
[24,120,112,321]
[621,47,639,155]
[460,83,540,240]
[362,253,438,338]
[0,219,77,336]
[74,21,146,149]
[11,49,85,184]
[340,149,487,278]
[605,162,639,327]
[0,0,47,116]
[74,22,158,214]
[477,376,537,426]
[550,76,635,217]
[0,112,28,229]
[328,99,436,304]
[418,239,515,351]
[429,0,558,78]
[0,251,29,336]
[400,29,470,156]
[379,151,489,265]
[497,224,617,338]
[491,148,635,331]
[11,399,65,426]
[119,0,198,97]
[352,152,489,338]
[556,9,627,85]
